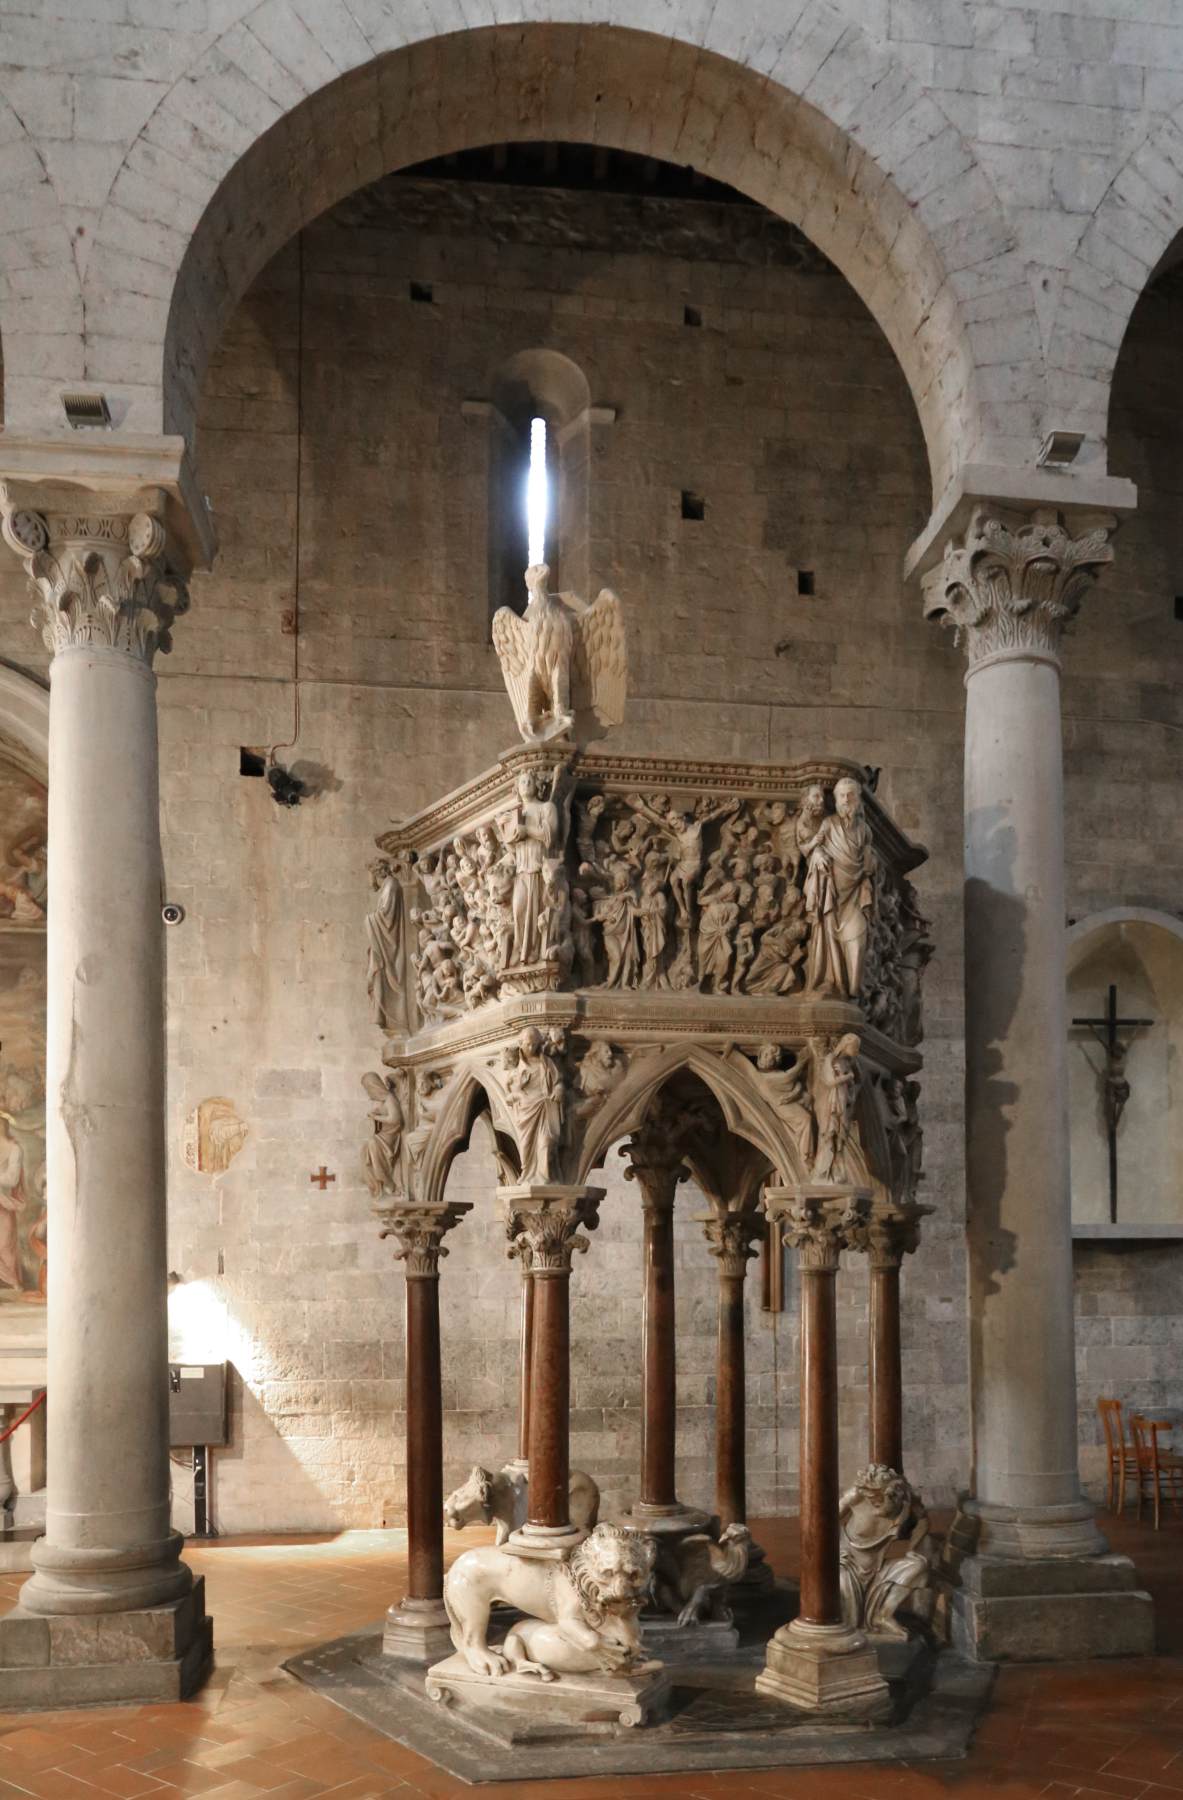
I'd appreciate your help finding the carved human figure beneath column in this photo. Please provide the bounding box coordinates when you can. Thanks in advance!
[839,1464,934,1640]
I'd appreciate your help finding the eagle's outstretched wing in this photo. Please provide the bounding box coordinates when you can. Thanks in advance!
[491,605,533,741]
[571,587,627,735]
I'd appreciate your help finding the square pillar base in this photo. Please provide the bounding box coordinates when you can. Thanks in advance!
[756,1619,891,1720]
[0,1577,212,1706]
[940,1554,1155,1662]
[382,1596,453,1664]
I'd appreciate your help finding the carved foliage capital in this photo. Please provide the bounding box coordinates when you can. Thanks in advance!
[777,1192,869,1271]
[864,1201,929,1270]
[922,505,1115,669]
[378,1200,472,1277]
[502,1186,602,1274]
[0,500,188,667]
[699,1209,764,1279]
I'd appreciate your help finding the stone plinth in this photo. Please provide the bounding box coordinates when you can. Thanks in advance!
[757,1619,891,1720]
[941,1538,1153,1663]
[382,1595,453,1663]
[424,1650,670,1730]
[640,1613,739,1663]
[0,1578,212,1705]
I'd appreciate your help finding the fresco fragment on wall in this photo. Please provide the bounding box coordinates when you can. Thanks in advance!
[0,753,47,1301]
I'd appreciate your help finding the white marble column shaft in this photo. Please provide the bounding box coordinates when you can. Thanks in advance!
[0,477,199,1616]
[925,505,1114,1558]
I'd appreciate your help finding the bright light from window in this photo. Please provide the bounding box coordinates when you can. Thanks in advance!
[526,415,548,566]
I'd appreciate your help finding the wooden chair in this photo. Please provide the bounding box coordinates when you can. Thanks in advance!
[1129,1413,1183,1530]
[1097,1397,1138,1514]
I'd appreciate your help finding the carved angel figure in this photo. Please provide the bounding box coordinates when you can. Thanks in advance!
[361,1071,404,1198]
[492,563,626,746]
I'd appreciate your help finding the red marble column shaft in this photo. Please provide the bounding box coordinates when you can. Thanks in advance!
[716,1266,747,1528]
[527,1269,571,1529]
[869,1260,903,1473]
[405,1273,444,1601]
[517,1267,535,1465]
[641,1196,678,1508]
[798,1263,842,1626]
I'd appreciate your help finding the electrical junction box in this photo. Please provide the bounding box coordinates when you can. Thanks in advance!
[168,1363,227,1447]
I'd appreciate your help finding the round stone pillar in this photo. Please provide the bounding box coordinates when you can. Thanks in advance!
[31,637,188,1615]
[0,462,214,1703]
[621,1112,709,1537]
[379,1201,471,1662]
[501,1185,602,1553]
[758,1190,888,1718]
[922,504,1153,1661]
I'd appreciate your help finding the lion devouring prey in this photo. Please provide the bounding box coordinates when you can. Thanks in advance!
[442,1522,658,1681]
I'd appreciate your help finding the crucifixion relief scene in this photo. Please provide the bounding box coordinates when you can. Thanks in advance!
[0,8,1181,1794]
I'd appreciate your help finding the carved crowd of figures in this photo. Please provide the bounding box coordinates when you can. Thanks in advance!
[369,774,932,1040]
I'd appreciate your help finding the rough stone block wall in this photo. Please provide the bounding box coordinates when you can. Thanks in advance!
[1070,266,1183,1497]
[0,161,1177,1533]
[160,174,969,1532]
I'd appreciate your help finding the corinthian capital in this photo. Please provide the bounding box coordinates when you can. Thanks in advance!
[922,505,1115,669]
[698,1208,764,1279]
[766,1190,869,1272]
[378,1200,472,1277]
[1,498,188,668]
[501,1184,603,1274]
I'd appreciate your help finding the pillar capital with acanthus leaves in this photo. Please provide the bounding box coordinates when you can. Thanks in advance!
[765,1188,870,1272]
[0,434,214,670]
[378,1201,473,1279]
[921,504,1116,673]
[500,1184,603,1275]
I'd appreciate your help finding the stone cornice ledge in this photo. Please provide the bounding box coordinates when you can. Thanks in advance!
[905,463,1138,583]
[0,430,216,574]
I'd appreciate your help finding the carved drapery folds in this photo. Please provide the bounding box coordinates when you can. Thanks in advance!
[373,751,930,1033]
[0,500,188,667]
[921,505,1115,669]
[377,1200,472,1277]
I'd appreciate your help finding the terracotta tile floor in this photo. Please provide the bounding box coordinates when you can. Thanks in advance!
[0,1510,1181,1799]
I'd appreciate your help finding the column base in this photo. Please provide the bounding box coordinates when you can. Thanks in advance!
[618,1501,712,1538]
[21,1530,193,1616]
[383,1596,454,1664]
[939,1496,1154,1662]
[0,1577,212,1706]
[504,1523,587,1558]
[756,1619,891,1719]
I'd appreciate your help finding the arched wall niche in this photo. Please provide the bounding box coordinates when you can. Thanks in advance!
[1066,909,1183,1230]
[155,21,1005,507]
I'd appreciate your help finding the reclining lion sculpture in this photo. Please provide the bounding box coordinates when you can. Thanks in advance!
[443,1520,656,1680]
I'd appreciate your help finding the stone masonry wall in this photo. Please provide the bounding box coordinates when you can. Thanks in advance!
[0,172,1178,1531]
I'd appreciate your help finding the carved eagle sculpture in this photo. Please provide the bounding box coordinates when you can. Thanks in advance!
[492,563,627,747]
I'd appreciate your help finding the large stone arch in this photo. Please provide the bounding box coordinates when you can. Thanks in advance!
[1049,107,1183,472]
[0,90,83,430]
[80,9,1027,505]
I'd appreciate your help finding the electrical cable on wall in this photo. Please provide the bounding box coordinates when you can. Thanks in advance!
[267,229,306,808]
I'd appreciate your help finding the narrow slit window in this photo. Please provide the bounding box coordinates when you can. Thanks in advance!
[526,415,549,567]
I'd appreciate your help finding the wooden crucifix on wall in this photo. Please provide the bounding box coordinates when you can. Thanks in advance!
[1071,983,1155,1225]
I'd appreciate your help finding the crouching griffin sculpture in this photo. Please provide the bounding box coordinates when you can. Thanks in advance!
[443,1520,657,1680]
[492,563,626,746]
[652,1522,752,1626]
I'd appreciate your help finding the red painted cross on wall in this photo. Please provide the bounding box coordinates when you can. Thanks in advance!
[310,1166,336,1191]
